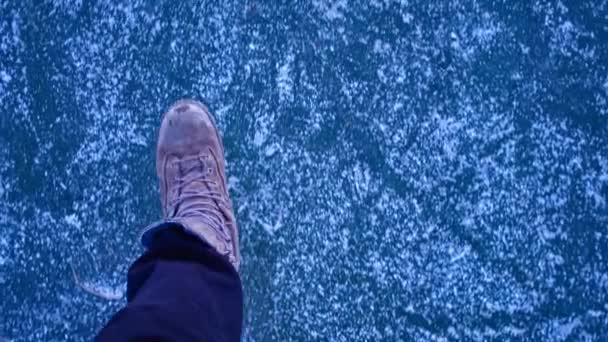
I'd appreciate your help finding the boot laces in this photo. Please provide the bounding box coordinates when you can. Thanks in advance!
[169,155,230,240]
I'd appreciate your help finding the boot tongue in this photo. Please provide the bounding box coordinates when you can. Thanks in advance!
[169,155,234,262]
[177,155,204,176]
[177,155,213,194]
[174,155,226,227]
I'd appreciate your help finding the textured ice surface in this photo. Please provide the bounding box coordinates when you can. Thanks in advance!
[1,0,607,341]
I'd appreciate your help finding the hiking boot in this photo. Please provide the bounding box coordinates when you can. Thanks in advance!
[141,99,240,271]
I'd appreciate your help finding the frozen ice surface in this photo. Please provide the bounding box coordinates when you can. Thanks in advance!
[1,0,607,341]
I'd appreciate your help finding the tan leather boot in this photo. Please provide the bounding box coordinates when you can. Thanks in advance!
[141,99,240,271]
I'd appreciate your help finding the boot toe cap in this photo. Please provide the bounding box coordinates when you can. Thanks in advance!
[157,100,220,154]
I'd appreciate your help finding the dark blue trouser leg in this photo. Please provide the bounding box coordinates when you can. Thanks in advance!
[96,227,243,341]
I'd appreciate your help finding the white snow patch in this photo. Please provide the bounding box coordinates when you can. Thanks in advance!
[253,130,266,147]
[373,39,391,54]
[277,53,294,102]
[252,110,275,148]
[450,245,470,263]
[0,71,11,83]
[264,142,281,157]
[552,317,581,341]
[253,212,283,235]
[314,0,348,20]
[64,214,81,228]
[352,162,372,199]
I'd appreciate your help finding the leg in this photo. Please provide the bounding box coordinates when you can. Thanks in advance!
[97,99,242,340]
[96,227,242,341]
